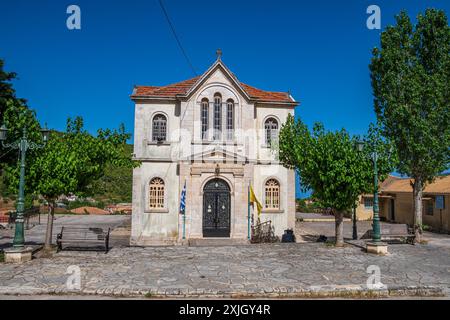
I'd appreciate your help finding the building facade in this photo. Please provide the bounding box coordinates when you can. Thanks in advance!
[130,54,298,245]
[356,175,450,233]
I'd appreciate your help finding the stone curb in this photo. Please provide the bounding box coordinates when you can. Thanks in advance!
[297,218,352,222]
[0,284,444,299]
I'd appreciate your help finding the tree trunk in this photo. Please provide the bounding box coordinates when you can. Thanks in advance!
[335,211,344,247]
[44,200,55,250]
[412,178,423,243]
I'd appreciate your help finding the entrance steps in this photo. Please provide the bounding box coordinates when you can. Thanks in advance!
[188,238,250,247]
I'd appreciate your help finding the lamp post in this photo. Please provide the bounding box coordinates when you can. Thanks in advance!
[352,203,357,240]
[0,123,49,248]
[356,140,386,254]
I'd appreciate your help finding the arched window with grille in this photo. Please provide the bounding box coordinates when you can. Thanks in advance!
[201,98,209,140]
[226,99,234,140]
[265,179,280,209]
[213,93,222,140]
[152,114,167,142]
[264,117,278,146]
[149,178,165,209]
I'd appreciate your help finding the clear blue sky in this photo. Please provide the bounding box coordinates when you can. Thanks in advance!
[1,0,449,198]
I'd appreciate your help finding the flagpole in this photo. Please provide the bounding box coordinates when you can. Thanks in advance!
[182,212,186,240]
[247,184,251,240]
[180,181,186,241]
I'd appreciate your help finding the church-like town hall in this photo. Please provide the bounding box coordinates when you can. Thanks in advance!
[130,52,298,245]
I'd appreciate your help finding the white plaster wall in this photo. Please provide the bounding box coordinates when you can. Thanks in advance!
[131,162,179,243]
[183,69,256,161]
[255,106,294,162]
[253,164,295,237]
[133,102,180,161]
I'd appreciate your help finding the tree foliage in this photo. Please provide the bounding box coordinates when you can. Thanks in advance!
[369,9,450,239]
[28,117,136,200]
[0,59,42,197]
[88,144,134,203]
[279,115,395,245]
[24,117,138,248]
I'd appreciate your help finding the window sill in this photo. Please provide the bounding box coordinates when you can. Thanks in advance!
[192,140,243,146]
[145,208,169,214]
[262,209,284,214]
[147,141,171,146]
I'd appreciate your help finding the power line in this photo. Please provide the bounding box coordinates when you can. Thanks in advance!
[0,147,14,160]
[158,0,197,76]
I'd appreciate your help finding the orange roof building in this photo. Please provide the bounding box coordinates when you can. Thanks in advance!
[130,51,298,246]
[357,175,450,233]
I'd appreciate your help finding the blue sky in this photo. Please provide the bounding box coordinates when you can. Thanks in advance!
[1,0,449,198]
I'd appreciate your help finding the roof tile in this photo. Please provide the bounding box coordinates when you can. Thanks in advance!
[133,73,295,104]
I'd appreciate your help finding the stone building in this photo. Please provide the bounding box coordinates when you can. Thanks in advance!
[130,52,298,245]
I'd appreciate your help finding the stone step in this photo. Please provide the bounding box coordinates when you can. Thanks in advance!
[188,238,250,247]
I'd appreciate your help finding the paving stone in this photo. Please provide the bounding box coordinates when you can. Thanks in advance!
[0,242,449,297]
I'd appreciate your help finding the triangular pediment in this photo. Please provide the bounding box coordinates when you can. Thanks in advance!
[185,60,252,102]
[183,146,247,163]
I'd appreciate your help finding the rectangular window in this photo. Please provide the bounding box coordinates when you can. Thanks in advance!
[226,102,234,140]
[364,197,373,209]
[426,201,434,216]
[436,195,445,210]
[214,100,221,140]
[201,102,208,140]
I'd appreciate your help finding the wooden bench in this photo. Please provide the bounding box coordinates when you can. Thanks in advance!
[56,227,110,253]
[362,224,415,245]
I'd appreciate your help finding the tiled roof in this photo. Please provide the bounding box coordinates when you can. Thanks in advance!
[239,83,293,103]
[134,76,201,98]
[380,175,450,194]
[132,67,295,104]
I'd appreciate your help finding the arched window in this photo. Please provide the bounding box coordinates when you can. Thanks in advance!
[201,98,209,140]
[152,114,167,142]
[149,178,165,208]
[265,179,280,209]
[213,93,222,140]
[226,99,234,140]
[264,117,278,146]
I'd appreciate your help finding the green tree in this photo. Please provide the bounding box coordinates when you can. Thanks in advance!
[369,9,450,241]
[0,59,25,117]
[0,59,42,200]
[27,117,138,249]
[87,144,134,203]
[279,115,394,246]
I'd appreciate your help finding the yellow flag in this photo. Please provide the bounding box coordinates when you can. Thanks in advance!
[249,185,263,217]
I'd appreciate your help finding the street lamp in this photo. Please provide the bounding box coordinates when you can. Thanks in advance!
[0,123,49,248]
[356,139,386,254]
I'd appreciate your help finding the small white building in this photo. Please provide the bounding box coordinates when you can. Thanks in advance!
[130,52,298,245]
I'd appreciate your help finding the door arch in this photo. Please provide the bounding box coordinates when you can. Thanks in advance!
[203,178,231,237]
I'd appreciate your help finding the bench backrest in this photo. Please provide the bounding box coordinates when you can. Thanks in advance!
[361,224,411,239]
[60,227,109,240]
[379,224,409,235]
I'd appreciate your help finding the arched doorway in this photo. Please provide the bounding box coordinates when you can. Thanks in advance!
[203,178,231,237]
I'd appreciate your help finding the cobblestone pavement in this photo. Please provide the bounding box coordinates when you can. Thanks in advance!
[0,242,449,298]
[296,220,450,249]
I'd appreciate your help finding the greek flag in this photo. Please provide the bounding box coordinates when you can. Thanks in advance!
[180,181,186,215]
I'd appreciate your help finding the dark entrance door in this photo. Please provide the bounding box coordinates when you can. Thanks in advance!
[390,199,395,221]
[203,178,231,237]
